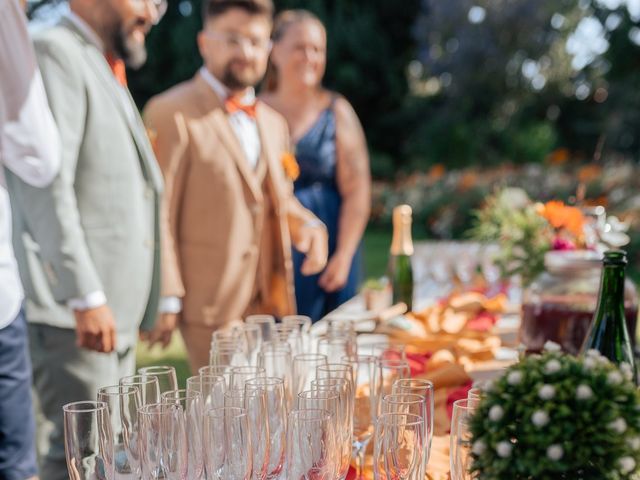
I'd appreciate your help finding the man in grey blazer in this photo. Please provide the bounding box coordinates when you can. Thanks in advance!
[6,0,168,478]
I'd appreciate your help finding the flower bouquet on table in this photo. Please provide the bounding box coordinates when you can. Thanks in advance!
[468,187,630,286]
[469,342,640,479]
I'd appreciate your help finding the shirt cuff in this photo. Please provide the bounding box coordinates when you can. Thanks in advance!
[67,291,107,311]
[158,296,182,314]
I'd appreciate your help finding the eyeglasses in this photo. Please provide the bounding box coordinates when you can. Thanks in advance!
[205,30,272,52]
[131,0,168,24]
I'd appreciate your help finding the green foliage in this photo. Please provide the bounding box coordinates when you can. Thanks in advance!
[470,348,640,479]
[468,188,551,285]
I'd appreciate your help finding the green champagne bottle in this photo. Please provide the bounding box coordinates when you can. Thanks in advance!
[581,250,637,382]
[389,205,414,311]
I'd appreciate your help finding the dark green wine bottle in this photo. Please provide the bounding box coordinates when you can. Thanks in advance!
[581,250,637,383]
[389,205,414,311]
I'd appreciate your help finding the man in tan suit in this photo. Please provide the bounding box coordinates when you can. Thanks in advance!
[144,0,328,371]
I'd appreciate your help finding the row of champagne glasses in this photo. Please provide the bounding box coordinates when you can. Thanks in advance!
[63,314,435,480]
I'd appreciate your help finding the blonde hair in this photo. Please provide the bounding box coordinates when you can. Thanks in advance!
[263,9,326,92]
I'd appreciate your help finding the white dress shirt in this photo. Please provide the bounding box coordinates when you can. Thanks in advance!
[0,0,61,329]
[199,67,261,169]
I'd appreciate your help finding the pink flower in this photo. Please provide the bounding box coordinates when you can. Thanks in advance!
[552,236,576,251]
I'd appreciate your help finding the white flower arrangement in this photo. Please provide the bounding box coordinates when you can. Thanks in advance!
[470,346,640,479]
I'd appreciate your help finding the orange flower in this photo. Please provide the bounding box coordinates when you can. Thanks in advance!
[428,163,446,181]
[539,201,585,238]
[281,152,300,181]
[546,148,570,165]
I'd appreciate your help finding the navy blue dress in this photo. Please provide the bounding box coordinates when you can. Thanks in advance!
[292,100,362,322]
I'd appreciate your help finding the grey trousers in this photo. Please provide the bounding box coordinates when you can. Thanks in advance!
[28,323,136,480]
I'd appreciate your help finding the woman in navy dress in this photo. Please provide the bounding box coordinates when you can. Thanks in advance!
[261,10,371,322]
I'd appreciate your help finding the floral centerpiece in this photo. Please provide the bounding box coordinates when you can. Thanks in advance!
[468,187,629,285]
[469,343,640,479]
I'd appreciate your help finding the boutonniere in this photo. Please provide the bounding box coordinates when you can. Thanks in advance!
[281,151,300,181]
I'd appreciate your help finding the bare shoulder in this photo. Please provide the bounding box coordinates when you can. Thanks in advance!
[332,94,362,130]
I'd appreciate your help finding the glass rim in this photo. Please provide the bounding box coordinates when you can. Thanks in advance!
[376,412,424,427]
[382,393,426,405]
[120,374,159,385]
[282,314,312,324]
[312,377,348,387]
[376,358,410,367]
[453,398,479,410]
[341,354,377,363]
[63,400,108,413]
[97,384,139,396]
[245,376,284,387]
[369,342,406,350]
[393,378,434,388]
[245,314,276,323]
[161,389,201,401]
[294,353,328,362]
[317,362,351,371]
[298,389,340,400]
[199,365,231,374]
[231,366,266,373]
[138,403,183,415]
[138,365,176,374]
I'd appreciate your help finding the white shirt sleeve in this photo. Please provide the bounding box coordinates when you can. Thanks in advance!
[0,0,61,187]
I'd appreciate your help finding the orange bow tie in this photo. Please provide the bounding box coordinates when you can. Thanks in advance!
[105,53,128,87]
[224,96,258,118]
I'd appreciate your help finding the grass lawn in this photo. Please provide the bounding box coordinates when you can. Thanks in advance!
[136,227,392,385]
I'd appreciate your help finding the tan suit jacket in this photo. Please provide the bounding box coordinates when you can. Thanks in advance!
[144,72,322,367]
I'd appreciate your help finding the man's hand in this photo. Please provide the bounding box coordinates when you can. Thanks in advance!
[139,313,178,349]
[294,223,328,276]
[73,305,116,353]
[318,251,352,292]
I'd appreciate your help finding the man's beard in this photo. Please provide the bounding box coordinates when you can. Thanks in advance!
[221,63,262,90]
[113,23,147,69]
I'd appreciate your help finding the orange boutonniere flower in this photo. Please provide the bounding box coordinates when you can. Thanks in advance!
[282,151,300,181]
[538,200,586,238]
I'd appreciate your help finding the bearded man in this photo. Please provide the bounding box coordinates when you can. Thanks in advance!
[5,1,167,478]
[144,0,328,372]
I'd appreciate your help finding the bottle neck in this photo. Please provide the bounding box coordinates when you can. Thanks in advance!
[391,219,414,256]
[596,264,626,313]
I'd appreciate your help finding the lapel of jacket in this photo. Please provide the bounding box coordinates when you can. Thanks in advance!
[255,105,287,212]
[192,74,263,204]
[59,18,163,193]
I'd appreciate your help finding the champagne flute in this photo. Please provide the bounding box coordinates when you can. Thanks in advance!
[373,413,425,480]
[286,409,337,480]
[63,401,114,480]
[137,366,178,395]
[138,403,187,480]
[282,315,312,351]
[229,366,266,390]
[119,374,160,405]
[97,385,141,477]
[392,378,434,455]
[246,314,276,343]
[199,365,233,388]
[342,355,378,480]
[245,377,287,480]
[374,359,410,416]
[366,343,406,362]
[257,349,292,408]
[187,374,226,411]
[162,389,205,480]
[241,324,263,366]
[317,337,356,363]
[204,407,252,480]
[450,399,478,480]
[292,353,327,398]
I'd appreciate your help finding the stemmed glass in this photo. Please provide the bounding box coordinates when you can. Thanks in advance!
[137,366,178,395]
[187,374,226,411]
[450,399,478,480]
[230,366,266,390]
[138,403,187,480]
[342,355,378,480]
[374,359,410,416]
[373,413,425,480]
[257,348,292,408]
[392,378,434,456]
[161,390,205,480]
[246,315,276,343]
[120,374,160,405]
[285,409,338,480]
[245,377,287,480]
[63,401,114,480]
[204,407,252,480]
[292,353,327,398]
[97,385,141,477]
[199,365,233,389]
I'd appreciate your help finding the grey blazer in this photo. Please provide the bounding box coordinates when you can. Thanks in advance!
[6,18,163,348]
